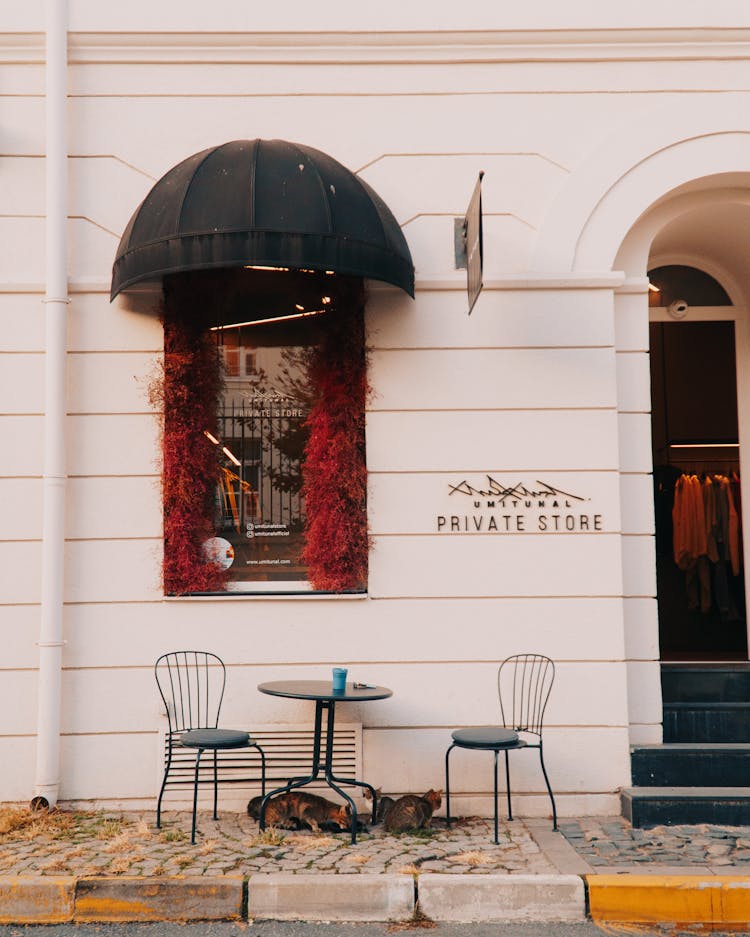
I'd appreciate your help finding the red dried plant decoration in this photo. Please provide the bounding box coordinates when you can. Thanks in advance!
[157,279,228,594]
[301,288,369,591]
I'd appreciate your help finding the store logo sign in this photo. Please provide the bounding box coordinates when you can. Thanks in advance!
[240,391,306,418]
[437,476,603,533]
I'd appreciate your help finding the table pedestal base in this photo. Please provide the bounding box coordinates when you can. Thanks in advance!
[258,698,377,844]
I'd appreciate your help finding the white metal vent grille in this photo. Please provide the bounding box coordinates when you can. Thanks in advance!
[157,722,362,803]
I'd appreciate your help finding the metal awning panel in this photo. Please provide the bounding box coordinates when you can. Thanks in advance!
[111,139,414,299]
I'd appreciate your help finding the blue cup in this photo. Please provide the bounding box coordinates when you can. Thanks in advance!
[332,667,348,693]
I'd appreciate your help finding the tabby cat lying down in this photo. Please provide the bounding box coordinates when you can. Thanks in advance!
[247,791,352,832]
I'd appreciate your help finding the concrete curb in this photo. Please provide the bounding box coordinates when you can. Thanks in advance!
[74,876,244,922]
[8,871,750,926]
[0,874,413,925]
[248,873,414,921]
[0,876,76,924]
[587,874,750,927]
[418,873,586,922]
[0,872,585,925]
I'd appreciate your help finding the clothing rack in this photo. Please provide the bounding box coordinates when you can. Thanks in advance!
[668,458,740,474]
[662,441,740,475]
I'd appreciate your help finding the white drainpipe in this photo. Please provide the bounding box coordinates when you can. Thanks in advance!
[34,0,69,808]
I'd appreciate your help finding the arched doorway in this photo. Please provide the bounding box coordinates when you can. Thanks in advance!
[576,170,750,824]
[617,186,750,664]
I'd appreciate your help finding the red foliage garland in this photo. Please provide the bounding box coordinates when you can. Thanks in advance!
[301,289,369,591]
[157,279,228,594]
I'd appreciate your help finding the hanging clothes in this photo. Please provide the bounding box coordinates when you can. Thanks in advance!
[721,475,741,576]
[672,474,707,569]
[701,475,719,563]
[671,470,743,619]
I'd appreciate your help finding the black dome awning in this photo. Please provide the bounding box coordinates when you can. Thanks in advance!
[110,139,414,300]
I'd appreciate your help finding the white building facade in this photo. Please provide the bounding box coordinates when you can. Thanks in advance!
[4,1,750,819]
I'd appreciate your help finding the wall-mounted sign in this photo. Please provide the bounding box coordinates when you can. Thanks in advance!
[436,475,604,533]
[465,171,484,315]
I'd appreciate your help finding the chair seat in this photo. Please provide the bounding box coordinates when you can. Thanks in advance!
[451,726,524,749]
[180,728,250,750]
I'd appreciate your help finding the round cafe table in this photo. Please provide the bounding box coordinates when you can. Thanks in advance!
[257,680,392,844]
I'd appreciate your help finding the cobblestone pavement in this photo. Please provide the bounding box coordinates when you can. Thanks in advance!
[0,810,557,877]
[559,817,750,870]
[6,806,750,877]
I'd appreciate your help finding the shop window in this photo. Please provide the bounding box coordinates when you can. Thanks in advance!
[158,271,368,596]
[213,324,314,590]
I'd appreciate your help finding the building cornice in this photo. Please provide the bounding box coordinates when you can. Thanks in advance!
[6,28,750,65]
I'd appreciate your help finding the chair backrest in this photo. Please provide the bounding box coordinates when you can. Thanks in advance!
[155,651,227,734]
[497,654,555,737]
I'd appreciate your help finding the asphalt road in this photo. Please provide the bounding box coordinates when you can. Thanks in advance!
[0,924,743,937]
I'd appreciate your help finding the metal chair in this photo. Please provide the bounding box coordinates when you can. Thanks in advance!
[155,650,266,843]
[445,653,557,843]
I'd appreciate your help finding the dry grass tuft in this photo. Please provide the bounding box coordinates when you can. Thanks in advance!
[109,857,132,874]
[196,839,217,856]
[396,864,420,875]
[0,849,17,869]
[102,832,135,854]
[91,818,125,840]
[343,853,371,865]
[0,806,79,842]
[387,905,437,931]
[248,829,286,846]
[38,858,70,873]
[286,834,336,852]
[134,820,153,839]
[447,850,493,867]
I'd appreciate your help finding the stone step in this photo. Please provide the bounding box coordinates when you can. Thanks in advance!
[621,787,750,827]
[631,743,750,786]
[663,702,750,742]
[661,664,750,704]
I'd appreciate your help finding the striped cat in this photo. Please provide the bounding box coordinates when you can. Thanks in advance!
[383,789,442,833]
[247,791,351,832]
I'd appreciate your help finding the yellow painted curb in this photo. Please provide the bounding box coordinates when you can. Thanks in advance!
[0,876,75,924]
[587,875,750,926]
[74,876,244,922]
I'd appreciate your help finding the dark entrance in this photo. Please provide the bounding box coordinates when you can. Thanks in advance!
[650,318,747,660]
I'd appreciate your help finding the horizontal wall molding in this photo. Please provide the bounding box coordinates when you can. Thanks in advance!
[7,30,750,65]
[0,273,627,295]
